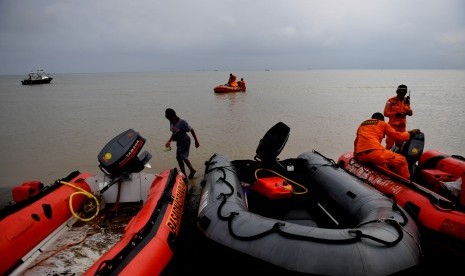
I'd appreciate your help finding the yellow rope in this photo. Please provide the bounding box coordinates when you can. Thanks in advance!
[61,181,100,222]
[254,168,308,195]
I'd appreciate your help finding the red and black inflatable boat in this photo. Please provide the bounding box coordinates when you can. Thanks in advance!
[338,132,465,260]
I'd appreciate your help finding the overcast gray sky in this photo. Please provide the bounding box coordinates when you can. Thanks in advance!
[1,0,464,74]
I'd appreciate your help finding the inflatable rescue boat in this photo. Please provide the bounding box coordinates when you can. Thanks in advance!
[197,122,421,275]
[0,129,187,275]
[213,83,246,93]
[338,131,465,262]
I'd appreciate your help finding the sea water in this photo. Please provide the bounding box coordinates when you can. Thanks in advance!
[1,70,464,205]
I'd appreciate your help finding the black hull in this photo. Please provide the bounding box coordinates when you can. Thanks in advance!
[21,78,53,85]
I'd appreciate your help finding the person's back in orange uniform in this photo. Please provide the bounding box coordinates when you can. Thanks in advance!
[227,73,238,87]
[354,112,418,179]
[383,84,412,150]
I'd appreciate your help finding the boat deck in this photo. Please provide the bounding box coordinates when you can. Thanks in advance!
[14,203,142,275]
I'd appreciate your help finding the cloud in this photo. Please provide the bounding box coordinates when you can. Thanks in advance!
[0,0,464,74]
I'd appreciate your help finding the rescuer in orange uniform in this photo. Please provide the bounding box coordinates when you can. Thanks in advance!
[383,84,412,150]
[227,73,238,87]
[238,78,246,92]
[354,112,419,179]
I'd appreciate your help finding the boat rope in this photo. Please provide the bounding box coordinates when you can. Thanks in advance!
[353,218,404,247]
[210,163,405,246]
[391,200,408,226]
[313,150,338,166]
[354,212,421,254]
[399,220,424,256]
[254,168,308,195]
[61,181,100,222]
[204,163,236,175]
[211,166,292,241]
[302,150,341,170]
[26,230,93,271]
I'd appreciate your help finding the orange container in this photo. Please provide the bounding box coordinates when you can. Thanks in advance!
[252,177,293,200]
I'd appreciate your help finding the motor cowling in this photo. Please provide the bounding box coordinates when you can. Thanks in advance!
[98,129,152,178]
[255,122,290,169]
[398,131,425,177]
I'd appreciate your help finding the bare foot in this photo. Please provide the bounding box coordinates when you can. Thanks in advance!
[188,170,197,179]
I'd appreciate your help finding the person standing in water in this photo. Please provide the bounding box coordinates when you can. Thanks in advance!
[164,108,200,179]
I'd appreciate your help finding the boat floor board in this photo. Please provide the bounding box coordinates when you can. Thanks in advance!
[16,203,141,275]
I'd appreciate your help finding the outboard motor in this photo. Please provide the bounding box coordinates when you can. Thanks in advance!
[98,129,152,192]
[254,122,290,170]
[397,131,425,178]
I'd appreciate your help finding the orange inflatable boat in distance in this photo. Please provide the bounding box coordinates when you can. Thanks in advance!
[213,78,246,93]
[214,85,245,93]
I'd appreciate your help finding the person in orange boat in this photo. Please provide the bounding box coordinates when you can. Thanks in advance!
[383,84,412,150]
[354,112,420,179]
[238,78,246,91]
[227,73,238,87]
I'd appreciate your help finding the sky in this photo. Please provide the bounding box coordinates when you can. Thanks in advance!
[0,0,464,75]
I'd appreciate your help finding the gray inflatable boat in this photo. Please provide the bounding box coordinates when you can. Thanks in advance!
[197,122,421,275]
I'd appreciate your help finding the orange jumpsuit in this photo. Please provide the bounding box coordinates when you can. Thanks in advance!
[383,96,412,149]
[238,80,246,91]
[354,118,411,179]
[227,74,237,87]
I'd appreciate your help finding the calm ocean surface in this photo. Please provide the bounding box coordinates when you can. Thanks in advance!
[1,70,464,206]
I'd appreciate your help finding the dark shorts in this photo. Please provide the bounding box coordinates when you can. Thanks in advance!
[176,138,191,160]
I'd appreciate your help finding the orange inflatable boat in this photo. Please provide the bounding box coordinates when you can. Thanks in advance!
[338,151,465,241]
[213,82,246,93]
[0,172,91,275]
[338,131,465,261]
[85,168,186,275]
[1,129,188,275]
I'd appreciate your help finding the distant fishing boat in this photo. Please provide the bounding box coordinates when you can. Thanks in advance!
[21,69,53,85]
